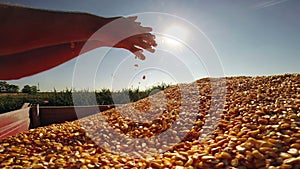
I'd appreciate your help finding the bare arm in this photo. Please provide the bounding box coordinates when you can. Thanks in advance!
[0,4,156,56]
[0,4,110,55]
[0,41,105,80]
[0,4,157,80]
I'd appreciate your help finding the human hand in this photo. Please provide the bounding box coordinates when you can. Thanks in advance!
[94,16,157,60]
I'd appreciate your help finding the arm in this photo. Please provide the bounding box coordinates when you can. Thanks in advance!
[0,41,104,80]
[0,4,156,57]
[0,4,156,80]
[0,4,110,55]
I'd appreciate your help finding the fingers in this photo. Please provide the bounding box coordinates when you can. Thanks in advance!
[118,43,150,60]
[127,16,138,21]
[114,16,157,60]
[134,50,146,60]
[127,33,157,59]
[145,46,155,53]
[142,26,153,32]
[127,16,152,33]
[116,32,156,51]
[135,39,155,53]
[129,46,146,60]
[136,33,157,52]
[139,33,157,47]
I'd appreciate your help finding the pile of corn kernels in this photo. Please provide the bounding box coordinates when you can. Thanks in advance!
[0,74,299,169]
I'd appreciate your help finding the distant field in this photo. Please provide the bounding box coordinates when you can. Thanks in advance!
[0,84,170,113]
[0,93,27,96]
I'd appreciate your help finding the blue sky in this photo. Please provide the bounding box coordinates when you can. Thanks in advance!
[1,0,300,91]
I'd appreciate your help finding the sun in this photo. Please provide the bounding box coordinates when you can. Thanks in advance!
[162,25,189,47]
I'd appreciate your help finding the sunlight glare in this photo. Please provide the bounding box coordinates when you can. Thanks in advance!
[162,25,189,47]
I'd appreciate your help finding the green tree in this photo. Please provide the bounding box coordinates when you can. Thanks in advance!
[7,84,19,93]
[0,81,20,93]
[22,85,31,93]
[30,86,38,94]
[22,85,38,94]
[0,81,8,92]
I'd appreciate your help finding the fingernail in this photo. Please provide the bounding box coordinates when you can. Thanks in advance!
[128,16,138,20]
[144,27,152,32]
[148,48,155,53]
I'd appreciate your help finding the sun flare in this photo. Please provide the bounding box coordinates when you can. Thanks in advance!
[162,25,189,47]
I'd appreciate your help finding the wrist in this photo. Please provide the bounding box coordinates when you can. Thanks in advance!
[84,14,120,37]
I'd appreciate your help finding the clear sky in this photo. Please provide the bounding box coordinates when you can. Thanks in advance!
[1,0,300,91]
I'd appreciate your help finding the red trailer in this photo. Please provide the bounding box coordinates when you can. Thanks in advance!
[0,103,30,140]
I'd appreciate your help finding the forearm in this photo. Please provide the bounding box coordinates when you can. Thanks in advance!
[0,40,105,80]
[0,4,114,55]
[0,4,156,80]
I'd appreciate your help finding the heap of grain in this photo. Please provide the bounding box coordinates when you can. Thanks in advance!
[1,74,300,169]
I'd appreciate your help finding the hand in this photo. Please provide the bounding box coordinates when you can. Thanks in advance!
[94,16,157,60]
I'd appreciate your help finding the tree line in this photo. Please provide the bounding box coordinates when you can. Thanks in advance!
[0,81,38,94]
[0,81,170,113]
